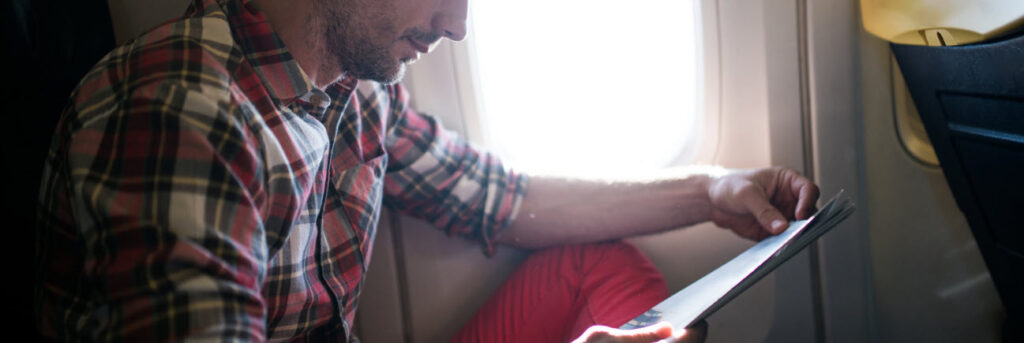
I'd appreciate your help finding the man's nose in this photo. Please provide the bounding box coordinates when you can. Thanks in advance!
[432,0,467,41]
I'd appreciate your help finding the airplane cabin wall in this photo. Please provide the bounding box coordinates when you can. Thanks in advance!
[107,0,189,44]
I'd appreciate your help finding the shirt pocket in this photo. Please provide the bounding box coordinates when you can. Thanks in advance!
[330,152,387,235]
[322,153,388,292]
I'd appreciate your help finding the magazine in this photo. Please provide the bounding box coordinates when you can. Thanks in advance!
[621,191,856,330]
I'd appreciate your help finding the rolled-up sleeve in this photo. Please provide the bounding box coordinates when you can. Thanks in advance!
[381,83,527,256]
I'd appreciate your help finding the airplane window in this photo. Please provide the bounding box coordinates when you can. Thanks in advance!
[470,0,701,177]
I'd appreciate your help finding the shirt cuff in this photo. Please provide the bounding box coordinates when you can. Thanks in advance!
[479,171,529,257]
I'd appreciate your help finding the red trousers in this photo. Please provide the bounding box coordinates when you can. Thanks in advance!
[451,241,669,343]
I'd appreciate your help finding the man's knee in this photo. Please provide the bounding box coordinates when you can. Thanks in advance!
[579,240,651,264]
[578,241,661,275]
[531,241,665,289]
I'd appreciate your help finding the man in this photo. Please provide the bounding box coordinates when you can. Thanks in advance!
[35,0,819,342]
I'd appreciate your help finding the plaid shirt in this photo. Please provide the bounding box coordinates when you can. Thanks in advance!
[35,0,526,341]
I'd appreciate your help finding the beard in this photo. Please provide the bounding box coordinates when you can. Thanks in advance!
[315,0,406,84]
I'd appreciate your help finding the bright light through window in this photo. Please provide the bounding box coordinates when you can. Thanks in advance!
[470,0,700,177]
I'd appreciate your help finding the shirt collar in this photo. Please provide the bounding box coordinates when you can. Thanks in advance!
[188,0,315,105]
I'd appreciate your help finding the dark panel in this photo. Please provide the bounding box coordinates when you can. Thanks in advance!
[954,138,1024,256]
[941,93,1024,138]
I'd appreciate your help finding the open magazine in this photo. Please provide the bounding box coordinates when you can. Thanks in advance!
[621,191,856,330]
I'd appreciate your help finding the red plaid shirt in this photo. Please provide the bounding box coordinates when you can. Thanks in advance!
[35,0,526,341]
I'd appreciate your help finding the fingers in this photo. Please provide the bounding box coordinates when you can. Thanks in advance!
[619,323,673,342]
[678,320,709,343]
[738,186,789,235]
[654,320,708,343]
[573,323,674,343]
[788,172,821,220]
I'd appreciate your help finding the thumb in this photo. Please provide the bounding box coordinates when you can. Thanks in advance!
[617,322,674,343]
[740,190,788,234]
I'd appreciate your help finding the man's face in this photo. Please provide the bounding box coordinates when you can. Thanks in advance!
[314,0,467,84]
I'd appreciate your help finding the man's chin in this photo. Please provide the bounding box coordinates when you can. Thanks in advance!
[354,63,406,85]
[382,64,406,85]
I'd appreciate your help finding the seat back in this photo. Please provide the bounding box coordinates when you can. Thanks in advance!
[891,31,1024,342]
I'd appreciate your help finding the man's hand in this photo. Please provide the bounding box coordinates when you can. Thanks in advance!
[572,321,708,343]
[707,167,820,241]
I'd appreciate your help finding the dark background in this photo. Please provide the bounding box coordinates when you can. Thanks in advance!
[2,0,115,338]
